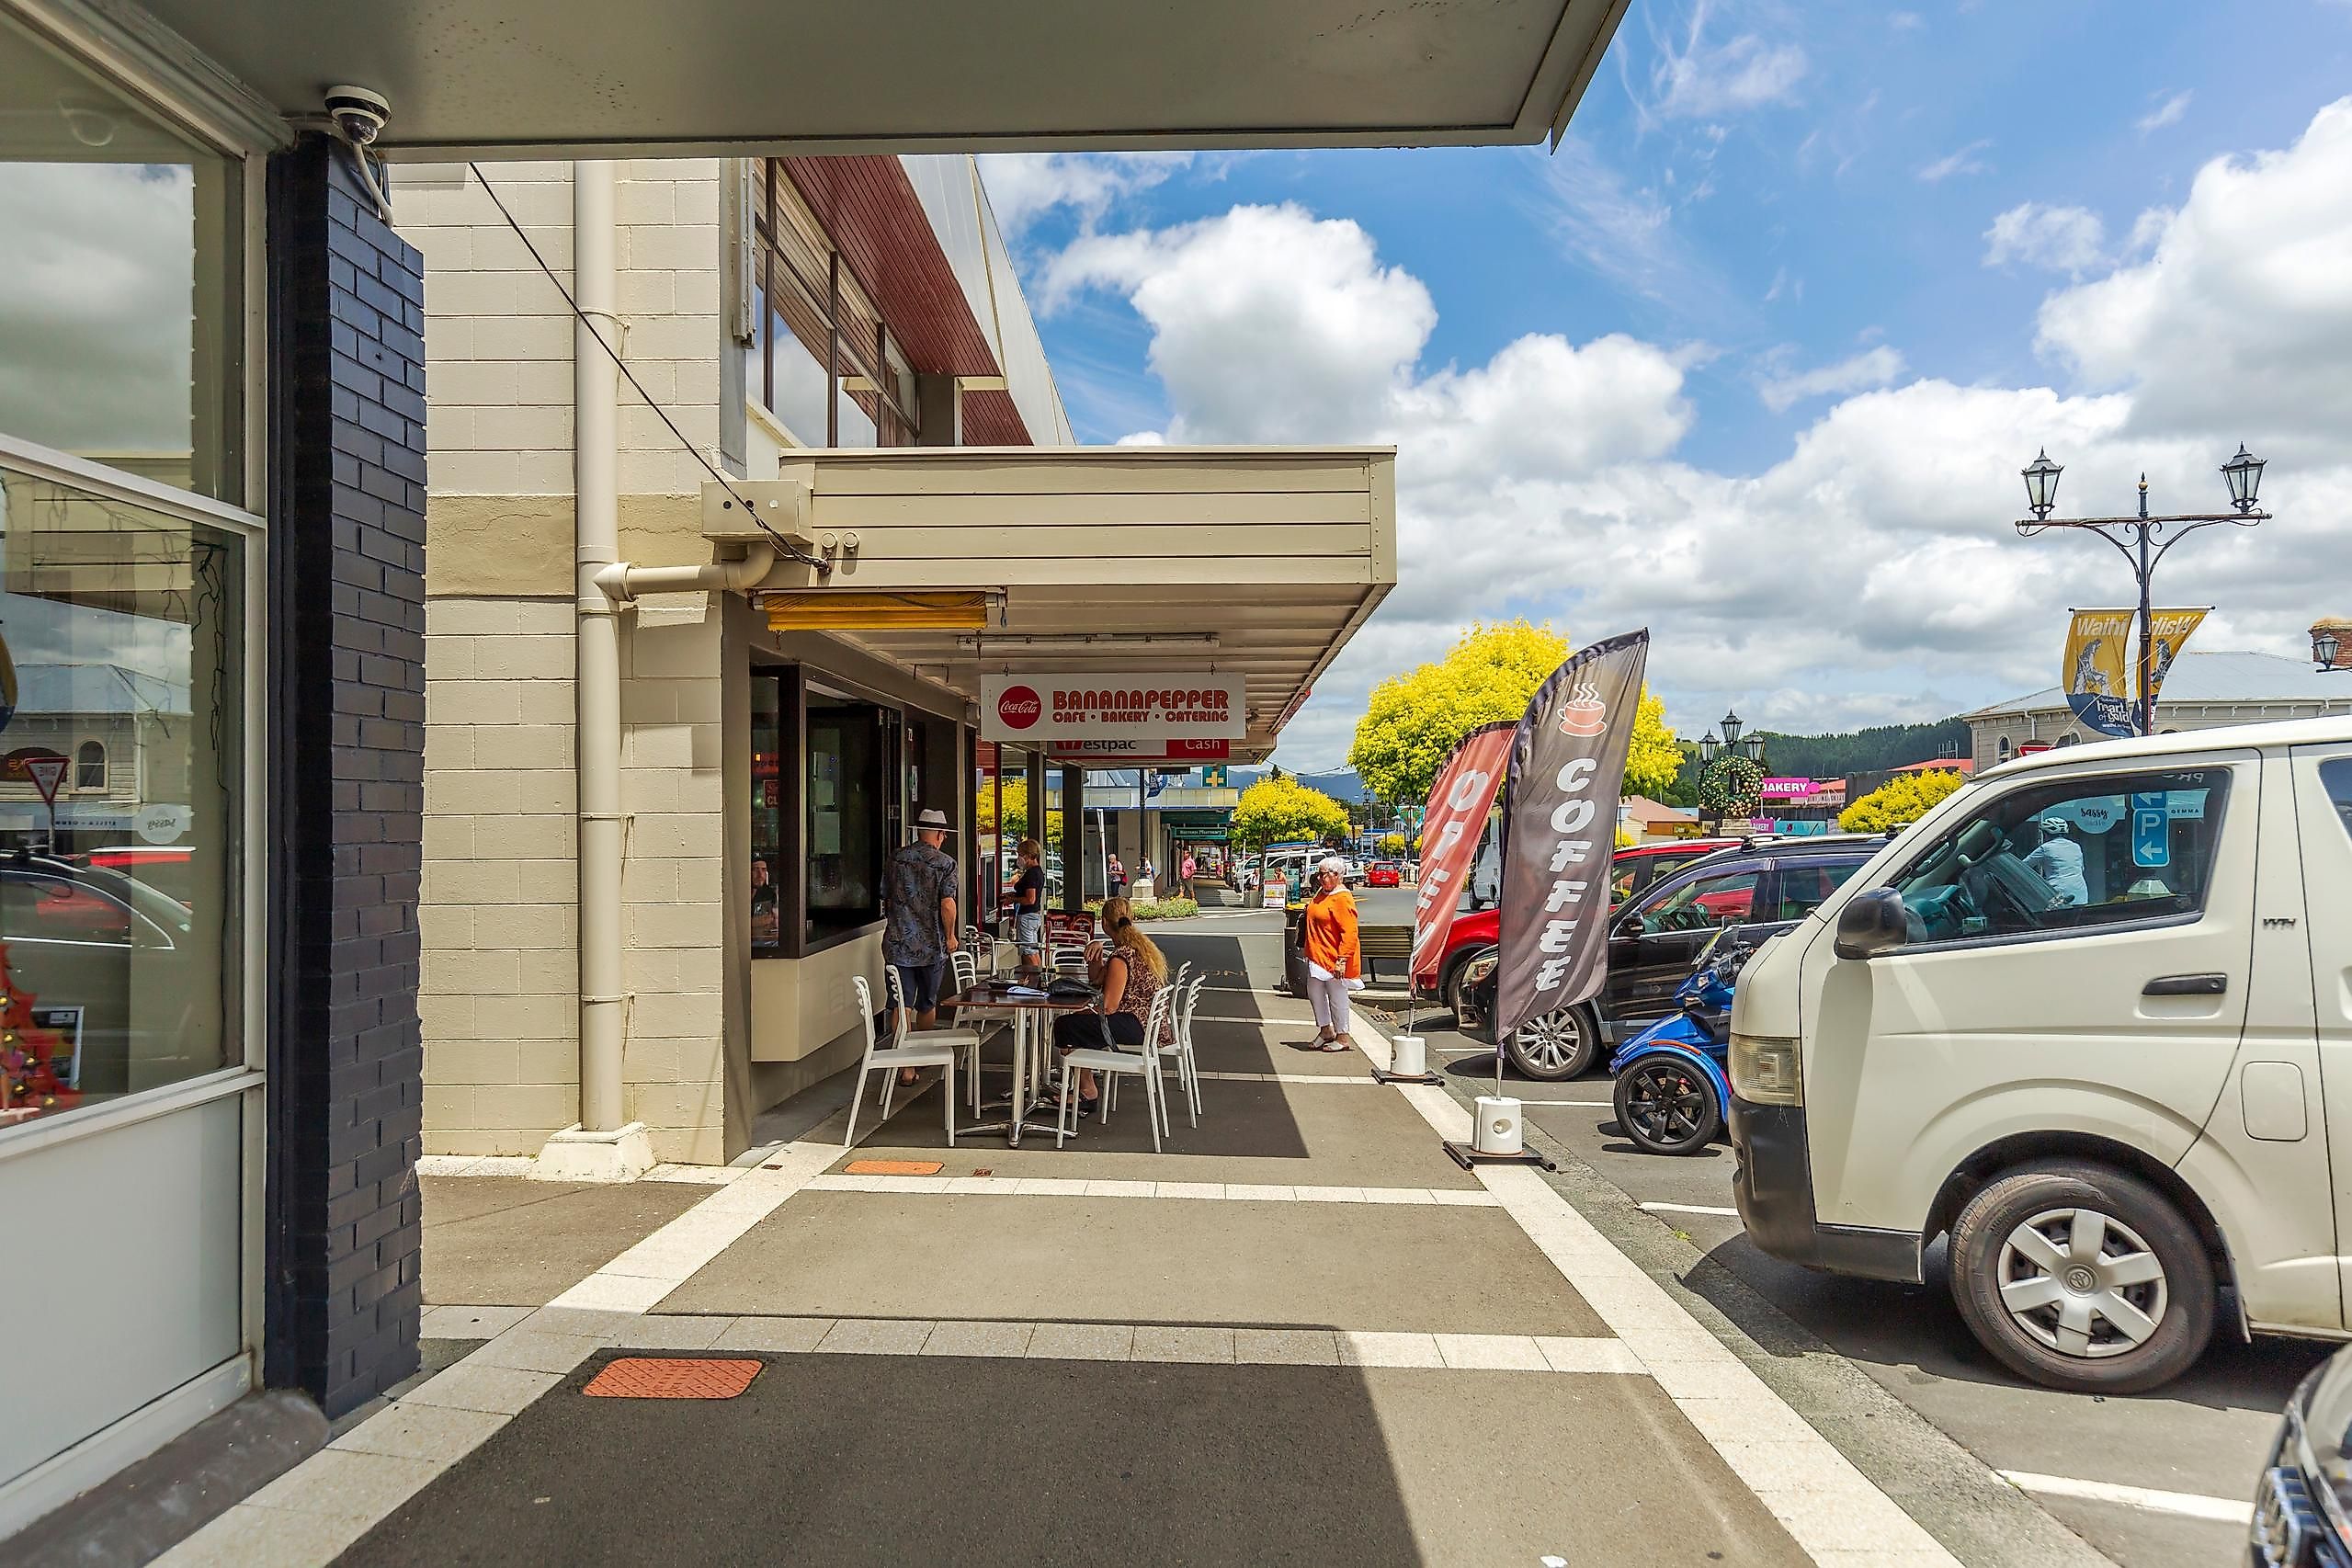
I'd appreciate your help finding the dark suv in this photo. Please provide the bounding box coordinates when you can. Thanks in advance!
[1457,835,1882,1079]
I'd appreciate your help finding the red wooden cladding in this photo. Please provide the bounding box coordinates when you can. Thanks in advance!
[781,155,1034,446]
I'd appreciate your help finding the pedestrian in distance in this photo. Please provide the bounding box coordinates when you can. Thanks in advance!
[1107,851,1127,903]
[2024,815,2090,905]
[1013,836,1047,967]
[882,807,960,1084]
[1298,855,1362,1052]
[1179,849,1198,902]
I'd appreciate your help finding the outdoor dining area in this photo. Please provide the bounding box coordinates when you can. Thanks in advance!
[843,917,1207,1154]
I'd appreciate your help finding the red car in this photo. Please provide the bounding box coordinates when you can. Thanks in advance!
[1365,861,1402,888]
[1412,838,1738,1006]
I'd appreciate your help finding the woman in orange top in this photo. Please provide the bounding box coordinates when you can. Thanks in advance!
[1299,856,1361,1052]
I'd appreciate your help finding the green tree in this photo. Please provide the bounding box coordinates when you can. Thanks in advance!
[979,777,1062,846]
[1378,832,1408,856]
[1839,768,1966,833]
[1346,621,1680,809]
[1232,776,1349,851]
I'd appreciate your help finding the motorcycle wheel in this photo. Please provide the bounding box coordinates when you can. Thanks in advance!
[1612,1055,1721,1154]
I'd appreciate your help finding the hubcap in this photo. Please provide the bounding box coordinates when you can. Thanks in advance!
[1994,1206,2168,1359]
[1625,1063,1706,1142]
[1515,1010,1585,1074]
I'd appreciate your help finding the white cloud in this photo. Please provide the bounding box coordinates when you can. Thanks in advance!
[1039,102,2352,765]
[1916,140,1992,183]
[977,153,1193,239]
[1756,345,1906,412]
[1647,2,1808,119]
[1983,202,2108,275]
[2137,90,2193,135]
[2037,97,2352,458]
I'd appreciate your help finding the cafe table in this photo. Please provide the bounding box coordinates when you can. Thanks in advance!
[944,971,1099,1146]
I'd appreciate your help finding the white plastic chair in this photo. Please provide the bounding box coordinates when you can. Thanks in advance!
[1055,984,1171,1152]
[948,946,1016,1111]
[1158,973,1205,1131]
[1050,943,1089,976]
[881,962,983,1111]
[843,975,960,1149]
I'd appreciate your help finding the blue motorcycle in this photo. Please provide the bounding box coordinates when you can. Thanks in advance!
[1607,931,1757,1156]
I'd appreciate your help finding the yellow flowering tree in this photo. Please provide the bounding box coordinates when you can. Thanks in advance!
[1346,620,1681,809]
[1839,769,1966,833]
[978,777,1061,846]
[1232,776,1349,851]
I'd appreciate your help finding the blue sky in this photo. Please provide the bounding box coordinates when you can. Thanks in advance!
[981,2,2352,768]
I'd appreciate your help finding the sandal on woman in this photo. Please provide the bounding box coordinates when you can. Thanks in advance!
[1319,1036,1354,1052]
[1292,1028,1335,1051]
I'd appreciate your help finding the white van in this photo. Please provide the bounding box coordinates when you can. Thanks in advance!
[1729,717,2352,1392]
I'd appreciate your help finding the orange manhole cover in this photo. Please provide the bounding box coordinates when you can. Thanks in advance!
[583,1358,762,1400]
[843,1159,944,1176]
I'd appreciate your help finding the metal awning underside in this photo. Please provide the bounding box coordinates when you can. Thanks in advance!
[720,446,1396,763]
[121,0,1630,158]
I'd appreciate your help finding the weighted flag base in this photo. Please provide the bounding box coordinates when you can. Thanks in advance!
[1372,1067,1446,1086]
[1442,1141,1557,1173]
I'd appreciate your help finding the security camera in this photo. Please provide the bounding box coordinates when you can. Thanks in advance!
[323,85,390,146]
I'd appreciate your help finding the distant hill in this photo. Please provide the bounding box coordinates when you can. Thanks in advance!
[1748,718,1971,778]
[1231,764,1371,802]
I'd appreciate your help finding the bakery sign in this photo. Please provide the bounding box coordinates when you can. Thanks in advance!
[980,673,1244,744]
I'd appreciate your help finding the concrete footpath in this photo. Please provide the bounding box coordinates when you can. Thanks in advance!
[151,916,2096,1567]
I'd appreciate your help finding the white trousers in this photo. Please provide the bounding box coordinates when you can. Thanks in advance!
[1306,971,1352,1036]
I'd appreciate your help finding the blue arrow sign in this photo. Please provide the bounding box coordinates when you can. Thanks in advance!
[2130,792,2171,867]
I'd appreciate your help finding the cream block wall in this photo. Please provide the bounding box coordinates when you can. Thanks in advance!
[411,155,738,1165]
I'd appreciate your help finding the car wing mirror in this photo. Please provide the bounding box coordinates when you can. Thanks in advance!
[1834,888,1908,960]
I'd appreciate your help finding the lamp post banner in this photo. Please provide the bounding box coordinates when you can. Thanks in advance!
[2063,608,2206,737]
[1409,721,1514,980]
[1492,630,1650,1048]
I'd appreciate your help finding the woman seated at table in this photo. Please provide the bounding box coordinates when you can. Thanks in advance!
[1050,895,1169,1119]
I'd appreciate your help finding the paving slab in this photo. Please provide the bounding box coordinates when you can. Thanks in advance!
[836,1072,1483,1187]
[421,1177,708,1306]
[653,1192,1608,1335]
[333,1354,1811,1568]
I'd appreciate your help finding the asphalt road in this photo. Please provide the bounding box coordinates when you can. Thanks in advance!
[1408,1000,2323,1568]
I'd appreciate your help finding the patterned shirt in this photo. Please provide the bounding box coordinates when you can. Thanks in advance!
[882,841,958,966]
[1106,941,1173,1044]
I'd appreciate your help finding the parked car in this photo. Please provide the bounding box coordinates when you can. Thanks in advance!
[2253,1344,2352,1567]
[1450,835,1880,1079]
[1413,837,1738,1015]
[0,852,204,1100]
[1730,717,2352,1393]
[1365,860,1403,888]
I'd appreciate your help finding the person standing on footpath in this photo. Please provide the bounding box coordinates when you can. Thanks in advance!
[1106,851,1127,903]
[1179,849,1198,902]
[883,807,960,1083]
[1297,856,1362,1052]
[1012,836,1047,967]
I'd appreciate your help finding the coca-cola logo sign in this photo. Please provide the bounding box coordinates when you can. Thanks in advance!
[996,685,1043,730]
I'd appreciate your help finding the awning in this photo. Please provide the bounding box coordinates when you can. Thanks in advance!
[713,446,1395,763]
[117,0,1629,158]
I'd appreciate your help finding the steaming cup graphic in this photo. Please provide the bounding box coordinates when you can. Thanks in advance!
[1558,681,1608,736]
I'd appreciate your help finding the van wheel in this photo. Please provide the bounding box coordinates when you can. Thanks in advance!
[1948,1163,2214,1394]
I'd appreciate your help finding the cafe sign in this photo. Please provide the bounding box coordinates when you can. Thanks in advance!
[981,673,1244,745]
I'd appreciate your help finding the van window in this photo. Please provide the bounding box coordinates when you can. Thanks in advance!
[1890,767,2231,944]
[2322,759,2352,844]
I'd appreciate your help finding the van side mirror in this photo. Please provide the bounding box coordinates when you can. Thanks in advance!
[1834,888,1909,960]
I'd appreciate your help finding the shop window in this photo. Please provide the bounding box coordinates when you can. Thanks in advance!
[806,698,885,941]
[0,11,244,502]
[750,672,786,957]
[0,459,242,1128]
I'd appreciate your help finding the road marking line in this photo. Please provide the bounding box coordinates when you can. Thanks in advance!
[1342,1008,1962,1568]
[1997,1471,2253,1524]
[1641,1202,1741,1218]
[1524,1097,1615,1107]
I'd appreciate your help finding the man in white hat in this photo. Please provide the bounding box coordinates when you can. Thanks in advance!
[884,809,962,1062]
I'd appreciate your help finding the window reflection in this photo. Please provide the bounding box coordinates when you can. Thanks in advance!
[0,11,242,501]
[0,462,242,1128]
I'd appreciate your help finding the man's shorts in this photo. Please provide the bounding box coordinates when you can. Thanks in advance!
[892,959,948,1013]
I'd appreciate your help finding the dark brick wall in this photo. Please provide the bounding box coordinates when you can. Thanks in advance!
[266,137,427,1418]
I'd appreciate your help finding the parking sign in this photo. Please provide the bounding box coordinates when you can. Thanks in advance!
[2130,792,2171,867]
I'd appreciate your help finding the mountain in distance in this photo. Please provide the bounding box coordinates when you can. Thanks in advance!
[1745,718,1972,778]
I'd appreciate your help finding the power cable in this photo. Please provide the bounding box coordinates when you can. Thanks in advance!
[466,163,828,574]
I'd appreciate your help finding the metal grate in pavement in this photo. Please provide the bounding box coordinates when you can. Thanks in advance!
[583,1358,763,1400]
[840,1158,945,1176]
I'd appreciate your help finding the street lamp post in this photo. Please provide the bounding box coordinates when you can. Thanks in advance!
[2016,445,2269,736]
[1696,710,1764,834]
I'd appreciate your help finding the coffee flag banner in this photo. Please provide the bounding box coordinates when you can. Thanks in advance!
[1409,721,1514,981]
[1492,630,1651,1049]
[2063,608,2208,738]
